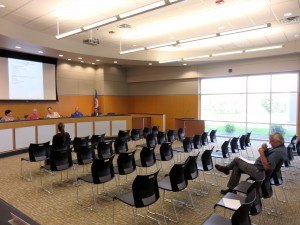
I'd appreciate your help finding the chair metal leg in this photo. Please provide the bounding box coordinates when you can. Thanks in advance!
[113,199,116,224]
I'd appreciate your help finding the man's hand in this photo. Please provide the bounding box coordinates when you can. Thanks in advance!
[258,143,270,170]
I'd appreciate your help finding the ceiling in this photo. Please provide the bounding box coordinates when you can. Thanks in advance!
[0,0,299,66]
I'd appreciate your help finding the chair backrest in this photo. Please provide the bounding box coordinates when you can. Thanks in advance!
[73,136,89,152]
[97,141,114,158]
[131,129,141,141]
[157,131,167,144]
[245,132,251,146]
[239,135,246,150]
[183,137,193,153]
[140,147,156,167]
[76,145,94,165]
[184,153,200,181]
[177,128,185,141]
[247,179,264,216]
[193,134,202,149]
[296,140,300,155]
[167,130,176,143]
[159,142,173,161]
[114,138,128,154]
[91,155,115,184]
[290,135,297,145]
[143,127,151,139]
[91,134,105,149]
[201,132,209,146]
[230,137,239,153]
[231,189,256,225]
[132,170,160,208]
[169,160,188,191]
[221,139,230,158]
[28,142,49,162]
[118,130,130,141]
[116,151,136,175]
[146,133,157,148]
[50,146,73,171]
[151,126,159,136]
[209,130,217,143]
[201,148,214,171]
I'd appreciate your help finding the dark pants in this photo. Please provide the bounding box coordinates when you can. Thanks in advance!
[226,157,265,189]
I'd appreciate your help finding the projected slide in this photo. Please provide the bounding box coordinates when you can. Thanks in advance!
[8,58,44,99]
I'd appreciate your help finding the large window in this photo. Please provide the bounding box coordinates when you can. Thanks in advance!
[200,73,298,140]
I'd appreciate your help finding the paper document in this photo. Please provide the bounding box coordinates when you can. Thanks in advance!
[222,198,241,209]
[239,156,255,164]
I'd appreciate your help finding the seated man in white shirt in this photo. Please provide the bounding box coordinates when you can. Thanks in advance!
[46,107,60,119]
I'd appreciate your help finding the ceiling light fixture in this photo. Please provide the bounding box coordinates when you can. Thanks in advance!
[148,63,153,65]
[83,17,118,31]
[92,62,95,64]
[245,45,283,53]
[114,61,118,64]
[146,41,177,50]
[120,47,145,54]
[96,59,100,61]
[179,34,217,44]
[183,55,210,60]
[38,51,43,54]
[59,54,63,57]
[67,58,71,61]
[219,23,270,36]
[81,61,84,63]
[212,50,243,56]
[78,57,82,59]
[0,4,5,8]
[284,12,292,17]
[159,59,182,64]
[15,46,21,49]
[56,28,83,39]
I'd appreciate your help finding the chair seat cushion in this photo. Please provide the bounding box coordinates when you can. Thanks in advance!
[78,174,93,183]
[211,151,223,158]
[233,181,252,194]
[158,176,172,191]
[114,192,135,206]
[215,192,245,211]
[202,213,231,225]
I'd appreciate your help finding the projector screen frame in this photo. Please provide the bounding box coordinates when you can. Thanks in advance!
[0,49,58,102]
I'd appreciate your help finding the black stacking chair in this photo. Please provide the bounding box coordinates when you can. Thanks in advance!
[76,155,115,208]
[20,141,50,181]
[239,134,250,158]
[202,189,256,225]
[91,134,105,149]
[113,171,164,224]
[157,131,167,145]
[245,132,254,157]
[114,151,136,186]
[152,126,159,137]
[173,137,193,161]
[193,134,202,150]
[142,127,151,139]
[209,130,218,146]
[42,146,73,193]
[118,130,131,142]
[158,159,193,222]
[201,132,209,148]
[167,130,176,143]
[184,153,202,199]
[177,128,185,142]
[131,129,141,141]
[270,159,288,204]
[74,145,94,174]
[73,136,89,152]
[146,133,157,148]
[197,147,218,189]
[114,137,128,154]
[211,139,231,165]
[156,142,174,171]
[136,147,157,173]
[230,137,240,154]
[97,141,114,159]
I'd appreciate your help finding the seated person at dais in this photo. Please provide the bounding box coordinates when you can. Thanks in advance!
[215,132,288,194]
[91,107,101,117]
[1,109,15,122]
[27,108,40,120]
[71,106,83,118]
[46,107,60,119]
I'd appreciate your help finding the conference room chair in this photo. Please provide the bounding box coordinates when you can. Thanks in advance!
[157,131,167,145]
[114,150,137,187]
[158,159,192,223]
[245,132,255,157]
[202,189,256,225]
[152,126,159,137]
[130,129,141,145]
[211,139,231,166]
[193,134,203,150]
[73,136,89,152]
[73,145,94,175]
[90,134,105,149]
[113,171,165,225]
[156,142,174,172]
[166,129,176,143]
[146,133,157,148]
[97,141,114,159]
[142,127,151,139]
[209,130,218,148]
[229,137,240,155]
[239,134,251,159]
[177,128,185,142]
[118,130,131,142]
[20,141,50,181]
[201,132,209,149]
[197,148,218,190]
[76,155,115,210]
[114,137,129,154]
[42,146,73,194]
[136,147,157,174]
[173,137,194,161]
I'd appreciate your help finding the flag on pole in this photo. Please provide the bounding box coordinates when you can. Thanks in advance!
[94,89,99,109]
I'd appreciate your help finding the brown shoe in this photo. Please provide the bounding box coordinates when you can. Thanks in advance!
[215,164,230,175]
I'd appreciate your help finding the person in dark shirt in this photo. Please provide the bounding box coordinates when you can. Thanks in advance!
[215,132,288,194]
[52,122,71,150]
[70,106,83,118]
[91,107,101,116]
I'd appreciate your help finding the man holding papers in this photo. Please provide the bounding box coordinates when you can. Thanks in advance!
[215,133,288,194]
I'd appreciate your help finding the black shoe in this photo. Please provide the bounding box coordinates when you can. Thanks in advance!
[220,189,237,195]
[215,164,230,175]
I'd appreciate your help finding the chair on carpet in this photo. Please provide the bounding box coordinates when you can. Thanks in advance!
[97,141,114,159]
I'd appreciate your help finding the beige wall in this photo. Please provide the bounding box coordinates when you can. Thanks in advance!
[103,65,128,96]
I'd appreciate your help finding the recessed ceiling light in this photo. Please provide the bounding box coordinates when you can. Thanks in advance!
[38,51,43,54]
[183,63,187,66]
[92,62,95,65]
[114,61,118,64]
[295,34,299,38]
[96,59,100,62]
[15,46,21,49]
[78,57,82,60]
[284,12,292,17]
[148,63,152,65]
[67,58,71,61]
[0,4,5,8]
[80,61,84,63]
[59,54,63,57]
[218,26,225,30]
[132,44,137,47]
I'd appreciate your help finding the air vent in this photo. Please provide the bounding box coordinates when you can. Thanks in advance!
[117,24,132,29]
[83,38,100,46]
[280,16,300,24]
